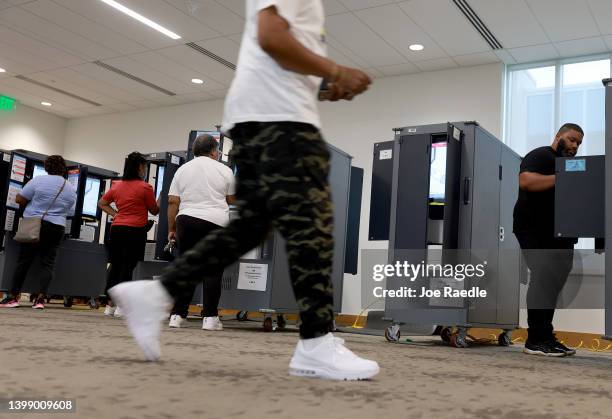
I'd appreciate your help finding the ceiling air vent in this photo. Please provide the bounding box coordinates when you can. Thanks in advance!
[15,75,102,107]
[185,42,236,71]
[453,0,503,50]
[93,61,176,96]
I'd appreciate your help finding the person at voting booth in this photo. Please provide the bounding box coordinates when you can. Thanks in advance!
[0,155,76,310]
[108,0,380,381]
[166,134,236,330]
[98,152,159,318]
[513,123,583,357]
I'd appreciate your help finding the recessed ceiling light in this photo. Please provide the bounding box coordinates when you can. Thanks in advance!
[98,0,181,40]
[409,44,425,51]
[191,78,204,85]
[0,67,6,73]
[41,102,52,107]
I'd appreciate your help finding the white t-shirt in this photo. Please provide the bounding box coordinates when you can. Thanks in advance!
[168,157,236,227]
[222,0,326,133]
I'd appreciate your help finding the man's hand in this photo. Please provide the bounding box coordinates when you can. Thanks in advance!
[168,231,176,242]
[333,66,372,100]
[321,66,371,101]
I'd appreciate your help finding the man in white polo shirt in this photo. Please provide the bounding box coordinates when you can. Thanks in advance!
[166,135,236,331]
[110,0,379,380]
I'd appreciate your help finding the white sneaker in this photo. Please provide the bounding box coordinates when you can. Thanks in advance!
[113,306,123,318]
[202,316,223,331]
[104,305,116,316]
[289,333,380,381]
[169,314,184,328]
[108,280,172,361]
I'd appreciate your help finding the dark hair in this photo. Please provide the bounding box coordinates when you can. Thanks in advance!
[558,123,584,136]
[193,135,219,157]
[123,152,147,180]
[44,155,67,177]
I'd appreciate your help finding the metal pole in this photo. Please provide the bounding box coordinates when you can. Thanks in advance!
[603,78,612,341]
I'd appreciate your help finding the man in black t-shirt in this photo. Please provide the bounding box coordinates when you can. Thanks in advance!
[513,123,584,357]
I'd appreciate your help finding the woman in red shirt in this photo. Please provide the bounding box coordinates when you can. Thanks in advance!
[98,152,159,317]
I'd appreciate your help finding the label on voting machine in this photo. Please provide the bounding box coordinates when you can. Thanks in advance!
[237,263,268,292]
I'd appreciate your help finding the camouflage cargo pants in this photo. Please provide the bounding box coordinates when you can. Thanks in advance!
[162,122,335,339]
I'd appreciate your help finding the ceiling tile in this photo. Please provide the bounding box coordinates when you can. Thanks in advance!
[469,0,549,48]
[325,35,372,68]
[588,0,612,35]
[108,103,139,112]
[323,0,348,15]
[326,12,406,67]
[121,0,221,41]
[20,0,149,56]
[70,62,169,100]
[338,0,394,10]
[398,0,491,56]
[377,62,420,76]
[362,67,384,79]
[165,0,245,36]
[355,4,449,62]
[101,56,194,95]
[43,67,145,103]
[128,51,225,92]
[555,37,608,58]
[508,43,559,63]
[604,35,612,51]
[0,53,39,75]
[53,0,181,49]
[415,57,458,72]
[453,51,500,67]
[0,24,85,68]
[194,37,241,65]
[156,44,235,86]
[175,91,216,103]
[494,49,517,65]
[0,7,119,60]
[326,45,361,68]
[526,0,599,42]
[214,0,245,18]
[21,71,121,105]
[0,77,96,108]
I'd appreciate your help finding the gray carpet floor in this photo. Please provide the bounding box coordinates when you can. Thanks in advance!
[1,306,611,419]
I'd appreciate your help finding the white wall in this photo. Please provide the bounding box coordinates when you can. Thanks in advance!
[0,104,67,155]
[64,100,225,172]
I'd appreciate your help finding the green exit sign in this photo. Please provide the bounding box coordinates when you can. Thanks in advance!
[0,95,16,112]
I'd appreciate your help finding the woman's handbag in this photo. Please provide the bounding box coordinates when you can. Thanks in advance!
[14,180,66,244]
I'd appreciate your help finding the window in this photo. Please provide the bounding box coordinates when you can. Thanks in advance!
[505,57,611,249]
[505,57,611,157]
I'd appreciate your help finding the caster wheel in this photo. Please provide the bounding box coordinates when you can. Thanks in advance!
[498,332,512,347]
[384,325,401,342]
[450,333,468,348]
[46,297,51,304]
[440,327,452,343]
[277,315,287,330]
[63,297,73,308]
[236,311,248,321]
[263,317,273,332]
[88,298,99,310]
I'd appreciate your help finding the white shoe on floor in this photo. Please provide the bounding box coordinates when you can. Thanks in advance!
[169,314,184,328]
[202,316,223,331]
[289,333,380,381]
[108,280,172,361]
[104,305,116,317]
[113,306,123,318]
